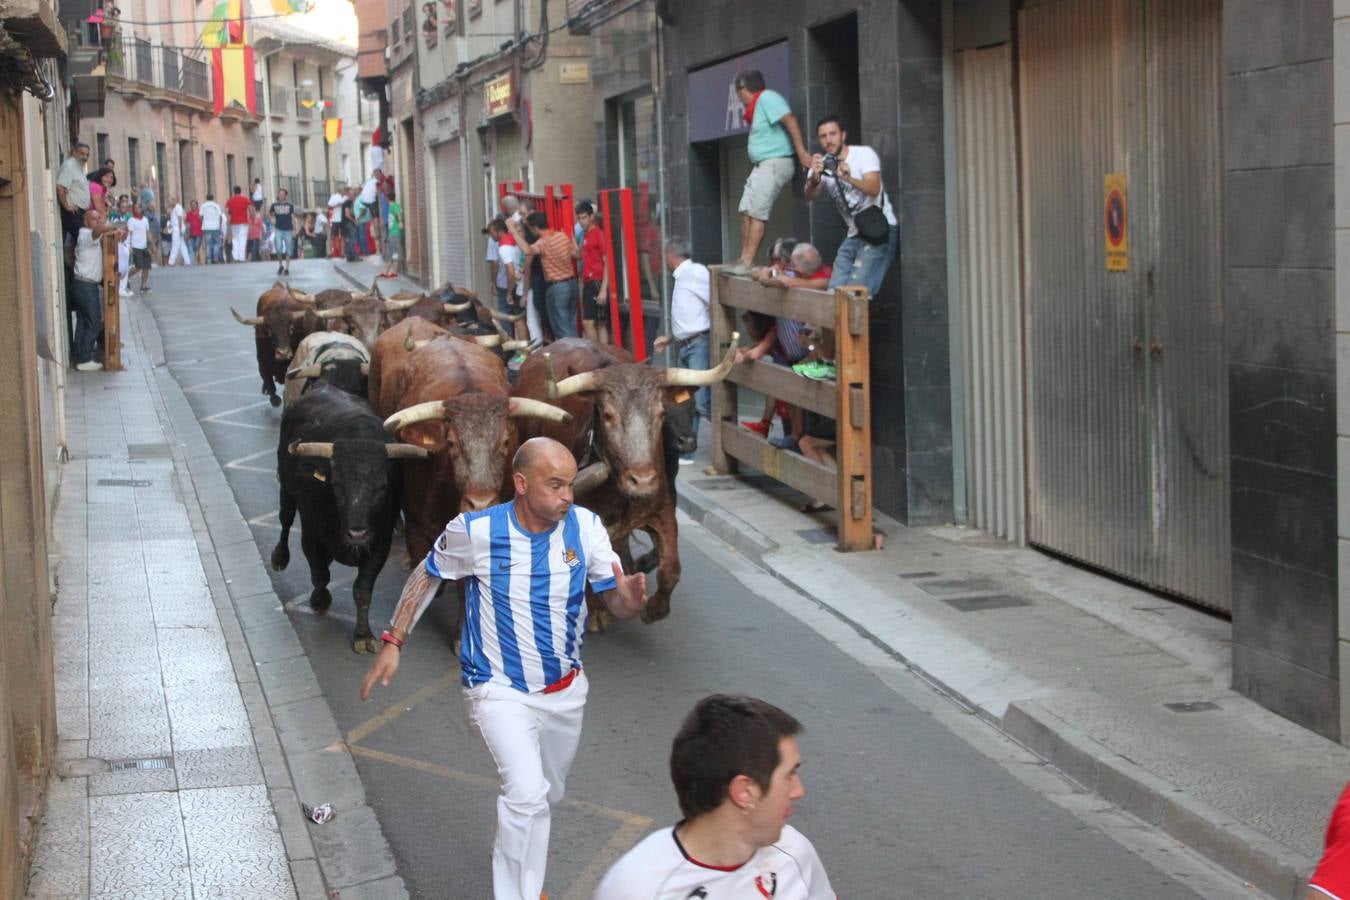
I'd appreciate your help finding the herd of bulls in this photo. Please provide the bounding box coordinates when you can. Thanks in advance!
[233,280,734,652]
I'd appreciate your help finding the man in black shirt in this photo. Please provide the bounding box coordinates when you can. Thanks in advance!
[342,188,358,263]
[268,188,296,275]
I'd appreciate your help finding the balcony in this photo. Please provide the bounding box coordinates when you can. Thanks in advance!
[134,37,152,85]
[184,56,211,101]
[161,47,179,93]
[296,91,314,119]
[270,84,292,118]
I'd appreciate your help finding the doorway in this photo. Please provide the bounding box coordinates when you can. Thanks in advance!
[1019,0,1228,610]
[717,134,794,266]
[806,13,861,262]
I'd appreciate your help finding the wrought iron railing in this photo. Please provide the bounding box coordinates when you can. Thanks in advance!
[270,84,291,116]
[184,56,210,100]
[161,47,179,92]
[278,175,305,206]
[134,37,153,85]
[312,178,332,206]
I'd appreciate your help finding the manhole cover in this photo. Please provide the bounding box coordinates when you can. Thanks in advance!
[917,578,1000,596]
[96,478,152,487]
[941,594,1032,612]
[898,571,939,579]
[127,442,172,458]
[794,528,835,545]
[107,756,173,772]
[1164,701,1220,713]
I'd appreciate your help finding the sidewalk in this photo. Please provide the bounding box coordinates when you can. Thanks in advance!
[25,293,404,898]
[676,427,1347,900]
[331,255,424,297]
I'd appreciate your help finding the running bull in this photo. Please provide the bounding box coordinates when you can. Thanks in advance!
[231,282,319,407]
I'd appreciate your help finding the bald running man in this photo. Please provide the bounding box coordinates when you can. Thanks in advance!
[362,437,648,900]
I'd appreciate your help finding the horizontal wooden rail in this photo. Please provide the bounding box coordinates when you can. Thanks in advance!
[709,268,872,551]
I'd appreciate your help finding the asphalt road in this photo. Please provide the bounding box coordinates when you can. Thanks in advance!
[141,259,1246,900]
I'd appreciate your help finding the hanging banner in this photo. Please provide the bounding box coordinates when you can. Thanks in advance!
[324,117,343,144]
[211,45,257,116]
[1104,172,1128,272]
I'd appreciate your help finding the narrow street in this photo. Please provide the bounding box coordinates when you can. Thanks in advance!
[139,260,1248,899]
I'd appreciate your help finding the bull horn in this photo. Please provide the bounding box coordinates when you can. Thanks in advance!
[385,443,431,460]
[484,305,526,322]
[289,309,311,321]
[472,333,504,347]
[491,317,512,340]
[572,461,610,498]
[550,369,604,400]
[501,339,531,352]
[287,440,334,458]
[383,400,447,434]
[383,297,421,310]
[359,363,370,375]
[371,281,383,300]
[661,332,741,387]
[284,364,321,380]
[285,283,315,303]
[443,300,472,314]
[508,396,573,424]
[315,306,347,319]
[231,307,263,326]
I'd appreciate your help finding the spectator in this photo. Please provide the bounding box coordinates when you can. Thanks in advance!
[594,694,834,899]
[226,186,251,262]
[327,189,346,258]
[724,69,813,276]
[166,197,192,267]
[199,194,224,264]
[342,188,358,262]
[357,174,379,256]
[251,177,264,210]
[111,196,132,294]
[300,213,317,258]
[488,218,529,345]
[1310,782,1350,900]
[520,212,551,343]
[71,208,124,371]
[268,188,295,275]
[512,211,580,341]
[485,222,500,296]
[312,209,327,257]
[738,242,833,451]
[576,200,609,345]
[86,167,115,214]
[139,182,156,225]
[185,200,203,264]
[102,158,116,172]
[804,115,897,297]
[246,205,263,262]
[652,239,711,462]
[125,201,153,294]
[56,142,92,243]
[380,189,403,279]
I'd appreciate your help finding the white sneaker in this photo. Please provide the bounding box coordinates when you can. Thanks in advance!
[75,361,103,372]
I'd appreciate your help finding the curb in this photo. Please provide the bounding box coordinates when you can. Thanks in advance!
[128,298,408,900]
[675,480,1313,900]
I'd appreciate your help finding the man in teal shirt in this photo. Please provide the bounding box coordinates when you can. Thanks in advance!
[726,69,812,275]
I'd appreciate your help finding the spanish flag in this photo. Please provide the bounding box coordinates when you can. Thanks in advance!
[201,0,245,48]
[211,45,257,116]
[324,118,342,144]
[270,0,307,11]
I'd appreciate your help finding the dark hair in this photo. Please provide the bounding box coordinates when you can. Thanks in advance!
[734,69,765,93]
[670,694,802,819]
[575,200,595,217]
[770,237,797,264]
[815,114,845,133]
[489,216,508,234]
[102,158,115,167]
[206,194,214,201]
[526,211,549,230]
[233,185,242,194]
[88,167,114,186]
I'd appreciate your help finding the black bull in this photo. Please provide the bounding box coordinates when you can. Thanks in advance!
[272,383,429,652]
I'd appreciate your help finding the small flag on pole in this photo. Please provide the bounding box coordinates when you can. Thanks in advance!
[324,118,343,144]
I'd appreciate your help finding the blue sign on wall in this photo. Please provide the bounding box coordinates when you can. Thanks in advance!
[687,41,791,143]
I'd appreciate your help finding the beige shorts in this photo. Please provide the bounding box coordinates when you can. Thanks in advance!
[738,156,795,221]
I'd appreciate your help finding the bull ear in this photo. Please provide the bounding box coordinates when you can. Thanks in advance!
[665,387,693,405]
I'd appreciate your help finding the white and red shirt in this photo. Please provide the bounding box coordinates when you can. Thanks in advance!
[594,824,835,900]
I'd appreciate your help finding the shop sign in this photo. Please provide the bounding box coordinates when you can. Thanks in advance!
[1104,172,1128,272]
[485,71,515,119]
[687,41,790,143]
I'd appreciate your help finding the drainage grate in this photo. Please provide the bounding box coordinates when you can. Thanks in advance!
[794,528,836,545]
[898,571,939,579]
[107,756,173,772]
[917,578,1000,596]
[127,442,172,459]
[1164,701,1220,714]
[941,594,1032,613]
[97,478,153,487]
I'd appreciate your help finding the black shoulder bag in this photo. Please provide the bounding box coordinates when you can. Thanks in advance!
[830,172,891,246]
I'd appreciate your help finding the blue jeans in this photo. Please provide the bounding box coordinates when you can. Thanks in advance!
[204,230,223,263]
[677,332,711,431]
[545,280,579,339]
[186,235,202,262]
[828,225,898,298]
[69,278,103,364]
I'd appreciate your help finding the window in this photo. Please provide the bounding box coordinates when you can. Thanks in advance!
[127,137,140,189]
[96,133,109,168]
[247,157,256,185]
[155,142,168,198]
[390,16,400,45]
[226,154,236,193]
[205,150,216,197]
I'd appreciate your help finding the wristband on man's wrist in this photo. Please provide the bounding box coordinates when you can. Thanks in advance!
[380,630,404,649]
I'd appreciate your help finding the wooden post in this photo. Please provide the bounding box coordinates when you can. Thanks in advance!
[709,267,737,475]
[833,286,871,550]
[101,232,122,371]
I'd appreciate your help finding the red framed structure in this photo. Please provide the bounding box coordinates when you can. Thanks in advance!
[597,187,647,360]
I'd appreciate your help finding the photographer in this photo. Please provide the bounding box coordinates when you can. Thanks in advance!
[803,115,897,297]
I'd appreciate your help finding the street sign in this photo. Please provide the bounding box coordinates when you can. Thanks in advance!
[1104,172,1128,272]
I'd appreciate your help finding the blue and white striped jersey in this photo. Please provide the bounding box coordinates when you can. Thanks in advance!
[424,502,620,693]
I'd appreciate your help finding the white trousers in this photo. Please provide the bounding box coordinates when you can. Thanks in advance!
[168,232,192,266]
[524,289,543,344]
[230,224,248,261]
[465,671,588,900]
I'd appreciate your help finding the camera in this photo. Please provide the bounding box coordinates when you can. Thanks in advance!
[822,153,839,176]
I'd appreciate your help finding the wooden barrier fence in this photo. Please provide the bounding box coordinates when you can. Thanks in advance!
[709,268,873,551]
[100,232,122,371]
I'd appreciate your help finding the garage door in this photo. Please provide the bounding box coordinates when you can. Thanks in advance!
[434,139,469,290]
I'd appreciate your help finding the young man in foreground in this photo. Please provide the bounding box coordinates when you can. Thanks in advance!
[595,694,835,899]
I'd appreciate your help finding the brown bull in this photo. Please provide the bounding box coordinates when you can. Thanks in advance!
[231,281,318,407]
[375,330,571,565]
[512,337,736,622]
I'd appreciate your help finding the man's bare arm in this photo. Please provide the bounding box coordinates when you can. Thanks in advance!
[780,113,813,168]
[387,563,443,639]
